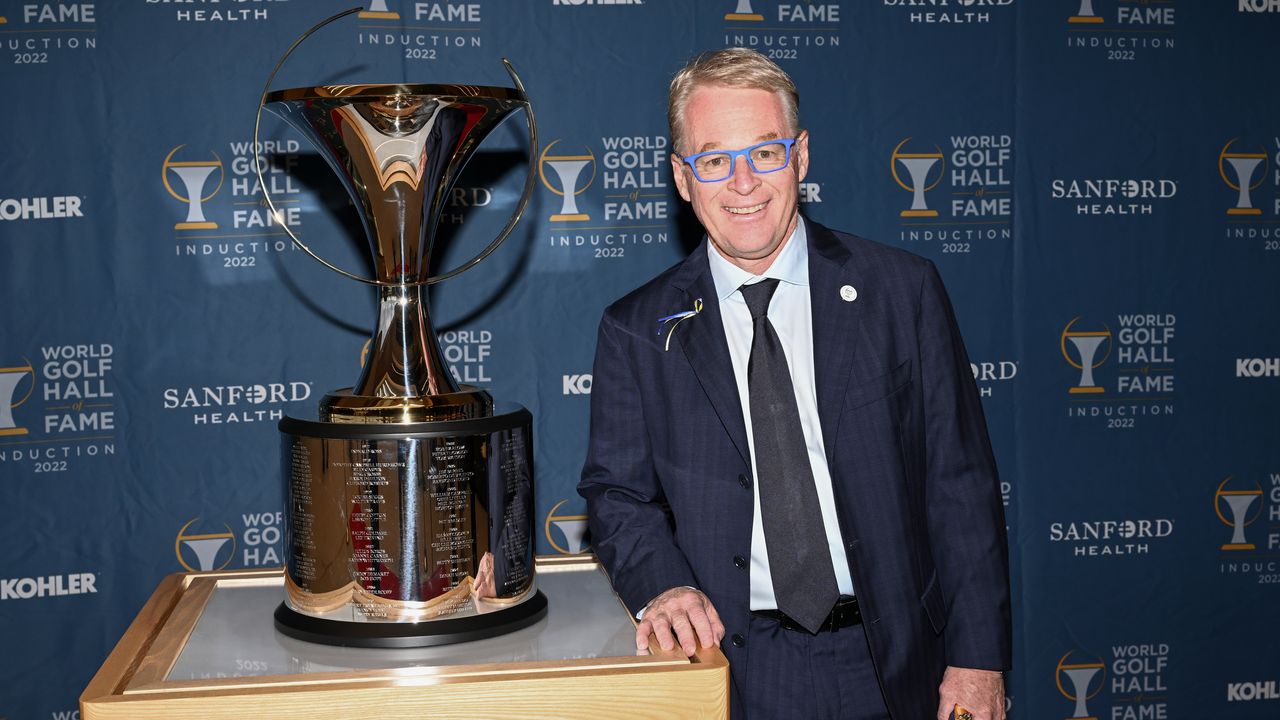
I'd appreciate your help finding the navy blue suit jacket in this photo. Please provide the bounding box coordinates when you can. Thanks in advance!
[579,218,1011,719]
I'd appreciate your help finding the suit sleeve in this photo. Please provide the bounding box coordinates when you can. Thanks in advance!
[916,260,1012,671]
[577,309,699,616]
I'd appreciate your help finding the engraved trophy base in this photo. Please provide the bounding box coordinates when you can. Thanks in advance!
[278,404,542,647]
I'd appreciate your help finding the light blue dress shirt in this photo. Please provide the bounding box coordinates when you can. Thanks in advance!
[706,220,856,611]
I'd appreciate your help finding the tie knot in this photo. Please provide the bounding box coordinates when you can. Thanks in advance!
[740,278,780,320]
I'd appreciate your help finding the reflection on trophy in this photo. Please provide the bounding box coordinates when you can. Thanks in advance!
[891,138,944,218]
[1061,317,1112,395]
[260,35,545,645]
[1056,652,1105,720]
[1219,139,1268,216]
[545,499,590,554]
[1069,0,1104,24]
[1216,477,1263,551]
[539,140,595,222]
[359,0,399,20]
[175,519,235,572]
[162,146,223,230]
[725,0,764,21]
[0,360,33,436]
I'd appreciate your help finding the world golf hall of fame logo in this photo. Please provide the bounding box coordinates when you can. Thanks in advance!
[174,518,236,572]
[1218,138,1270,217]
[891,138,946,218]
[544,499,590,555]
[162,145,225,231]
[1215,476,1266,552]
[539,139,597,223]
[1055,650,1107,720]
[1061,317,1112,394]
[0,359,35,437]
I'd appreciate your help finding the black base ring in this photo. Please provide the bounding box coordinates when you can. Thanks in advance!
[273,590,548,648]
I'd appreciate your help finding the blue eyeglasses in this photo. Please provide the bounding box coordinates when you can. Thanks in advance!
[679,138,797,183]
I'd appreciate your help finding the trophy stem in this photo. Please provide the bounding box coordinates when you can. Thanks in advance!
[321,284,494,424]
[362,284,457,399]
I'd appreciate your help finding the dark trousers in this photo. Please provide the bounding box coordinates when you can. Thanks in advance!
[737,613,893,720]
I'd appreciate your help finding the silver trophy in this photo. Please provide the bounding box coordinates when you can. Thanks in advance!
[256,10,543,647]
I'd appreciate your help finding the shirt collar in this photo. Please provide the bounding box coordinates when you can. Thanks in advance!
[707,216,809,302]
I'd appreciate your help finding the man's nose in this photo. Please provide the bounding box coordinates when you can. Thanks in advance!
[729,154,759,193]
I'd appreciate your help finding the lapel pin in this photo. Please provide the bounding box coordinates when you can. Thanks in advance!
[656,298,703,352]
[840,285,857,302]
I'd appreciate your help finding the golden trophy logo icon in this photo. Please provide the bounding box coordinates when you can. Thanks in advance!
[174,518,236,573]
[1215,476,1264,551]
[162,145,224,230]
[540,139,596,222]
[1056,651,1106,720]
[1061,317,1112,395]
[0,359,34,436]
[725,0,764,21]
[1219,139,1268,216]
[544,499,590,555]
[892,137,945,218]
[1069,0,1104,24]
[359,0,399,20]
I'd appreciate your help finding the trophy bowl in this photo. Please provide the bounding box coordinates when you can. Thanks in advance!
[263,69,545,648]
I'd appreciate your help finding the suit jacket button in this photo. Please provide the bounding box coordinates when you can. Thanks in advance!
[731,633,744,648]
[738,474,749,489]
[733,555,747,569]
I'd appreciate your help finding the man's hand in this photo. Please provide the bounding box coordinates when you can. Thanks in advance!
[937,666,1005,720]
[636,586,725,657]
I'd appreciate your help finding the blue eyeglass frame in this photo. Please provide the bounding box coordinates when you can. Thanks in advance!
[679,138,798,183]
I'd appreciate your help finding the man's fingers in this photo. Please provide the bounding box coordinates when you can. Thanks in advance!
[670,613,698,656]
[703,600,726,641]
[635,587,728,656]
[687,605,717,649]
[650,616,675,651]
[634,619,652,653]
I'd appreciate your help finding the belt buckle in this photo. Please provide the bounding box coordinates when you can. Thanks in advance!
[832,596,859,629]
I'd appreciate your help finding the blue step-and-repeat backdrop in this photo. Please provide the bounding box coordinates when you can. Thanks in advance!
[2,1,1279,718]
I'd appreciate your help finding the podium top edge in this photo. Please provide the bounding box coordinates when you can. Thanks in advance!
[265,84,527,103]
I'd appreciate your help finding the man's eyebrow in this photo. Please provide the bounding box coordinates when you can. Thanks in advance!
[693,132,781,155]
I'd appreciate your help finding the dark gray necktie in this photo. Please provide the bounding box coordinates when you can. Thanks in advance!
[741,278,839,633]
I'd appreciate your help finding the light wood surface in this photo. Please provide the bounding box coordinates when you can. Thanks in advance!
[80,561,729,719]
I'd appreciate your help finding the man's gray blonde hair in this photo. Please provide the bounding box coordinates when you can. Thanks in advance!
[667,47,800,156]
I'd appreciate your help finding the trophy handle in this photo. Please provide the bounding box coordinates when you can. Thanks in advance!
[253,8,539,287]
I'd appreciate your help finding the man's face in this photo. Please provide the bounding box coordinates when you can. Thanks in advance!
[671,85,809,274]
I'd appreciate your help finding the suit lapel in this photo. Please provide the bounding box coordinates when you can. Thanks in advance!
[806,219,863,464]
[670,242,751,468]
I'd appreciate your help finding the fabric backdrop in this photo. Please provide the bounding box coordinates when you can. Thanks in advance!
[2,1,1278,717]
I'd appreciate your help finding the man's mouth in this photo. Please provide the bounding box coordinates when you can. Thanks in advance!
[724,201,767,216]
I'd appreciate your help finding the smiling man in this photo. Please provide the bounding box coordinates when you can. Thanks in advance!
[579,48,1011,720]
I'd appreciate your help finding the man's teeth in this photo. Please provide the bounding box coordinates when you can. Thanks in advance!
[725,202,767,215]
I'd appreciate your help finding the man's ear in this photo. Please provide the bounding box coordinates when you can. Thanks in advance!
[794,130,810,183]
[671,153,693,202]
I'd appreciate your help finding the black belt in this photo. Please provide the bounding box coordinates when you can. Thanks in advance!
[751,596,862,633]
